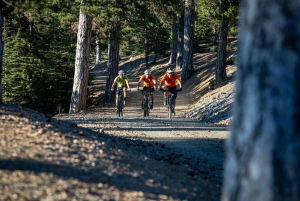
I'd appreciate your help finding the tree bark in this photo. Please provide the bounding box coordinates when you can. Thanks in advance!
[176,13,184,70]
[144,23,149,67]
[181,0,195,82]
[104,24,120,103]
[0,3,3,104]
[69,1,92,113]
[95,40,101,64]
[222,1,300,201]
[145,35,149,67]
[215,0,228,85]
[169,16,177,64]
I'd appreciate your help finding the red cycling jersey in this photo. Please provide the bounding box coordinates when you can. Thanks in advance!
[160,74,180,87]
[139,75,156,87]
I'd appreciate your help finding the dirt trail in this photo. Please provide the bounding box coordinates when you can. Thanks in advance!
[0,56,232,201]
[61,59,230,177]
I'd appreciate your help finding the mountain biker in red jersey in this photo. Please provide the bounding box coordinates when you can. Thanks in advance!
[137,69,158,109]
[159,68,182,111]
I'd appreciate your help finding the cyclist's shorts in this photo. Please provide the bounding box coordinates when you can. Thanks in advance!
[117,86,127,91]
[143,87,155,93]
[167,86,177,99]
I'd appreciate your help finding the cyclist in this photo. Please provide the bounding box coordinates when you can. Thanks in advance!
[137,69,158,109]
[159,68,182,113]
[111,70,131,112]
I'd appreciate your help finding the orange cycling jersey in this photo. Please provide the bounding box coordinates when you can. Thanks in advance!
[160,74,180,87]
[139,75,156,87]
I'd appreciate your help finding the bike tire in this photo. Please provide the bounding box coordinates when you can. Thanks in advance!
[168,95,173,119]
[117,97,122,117]
[143,95,149,117]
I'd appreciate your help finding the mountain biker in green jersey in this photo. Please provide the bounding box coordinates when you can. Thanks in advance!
[111,70,131,111]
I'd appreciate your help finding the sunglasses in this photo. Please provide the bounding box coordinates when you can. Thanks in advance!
[167,72,173,74]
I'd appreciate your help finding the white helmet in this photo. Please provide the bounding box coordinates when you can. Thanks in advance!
[118,70,125,75]
[144,69,151,75]
[166,68,174,73]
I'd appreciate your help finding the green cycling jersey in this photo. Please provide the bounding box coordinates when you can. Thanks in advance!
[114,75,129,88]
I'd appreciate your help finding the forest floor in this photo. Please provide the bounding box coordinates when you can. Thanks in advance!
[0,41,237,201]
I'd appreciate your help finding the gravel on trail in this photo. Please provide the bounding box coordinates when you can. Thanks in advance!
[0,54,235,201]
[0,103,227,201]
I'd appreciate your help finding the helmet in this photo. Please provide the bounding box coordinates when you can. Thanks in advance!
[144,69,151,75]
[118,70,125,75]
[166,68,174,73]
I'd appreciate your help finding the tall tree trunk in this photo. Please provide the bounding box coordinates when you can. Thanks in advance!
[0,3,3,104]
[215,0,228,85]
[144,23,149,67]
[104,24,120,103]
[145,36,149,67]
[69,1,92,113]
[95,39,101,64]
[222,1,300,201]
[181,0,195,82]
[169,16,177,64]
[176,13,184,70]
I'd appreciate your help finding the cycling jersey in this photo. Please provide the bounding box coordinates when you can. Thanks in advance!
[160,74,180,87]
[139,75,156,87]
[114,75,129,88]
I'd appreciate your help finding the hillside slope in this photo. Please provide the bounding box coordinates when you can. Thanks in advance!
[88,44,236,126]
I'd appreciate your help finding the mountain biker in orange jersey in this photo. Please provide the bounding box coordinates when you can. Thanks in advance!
[159,68,182,110]
[137,69,158,109]
[111,70,131,112]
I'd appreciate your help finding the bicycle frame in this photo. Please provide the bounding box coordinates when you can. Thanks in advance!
[116,89,124,117]
[143,89,151,117]
[167,91,175,119]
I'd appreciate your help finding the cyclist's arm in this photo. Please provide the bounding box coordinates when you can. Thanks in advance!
[153,80,158,90]
[137,80,142,90]
[125,80,131,90]
[159,76,166,89]
[111,80,117,89]
[177,79,182,88]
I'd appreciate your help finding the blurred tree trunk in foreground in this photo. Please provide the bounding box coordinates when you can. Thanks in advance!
[0,3,3,104]
[222,1,300,201]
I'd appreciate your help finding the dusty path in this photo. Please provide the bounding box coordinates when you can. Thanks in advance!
[0,57,231,201]
[82,60,229,169]
[56,59,230,194]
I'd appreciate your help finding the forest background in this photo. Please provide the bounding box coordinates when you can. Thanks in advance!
[0,0,238,115]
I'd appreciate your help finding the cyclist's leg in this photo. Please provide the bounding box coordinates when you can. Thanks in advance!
[141,87,146,109]
[115,94,119,112]
[123,86,127,100]
[172,91,178,108]
[150,87,154,102]
[163,91,167,105]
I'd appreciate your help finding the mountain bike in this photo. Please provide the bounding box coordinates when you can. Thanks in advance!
[162,88,181,119]
[139,88,151,117]
[116,88,125,117]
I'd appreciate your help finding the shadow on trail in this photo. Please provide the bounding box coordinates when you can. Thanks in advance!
[0,126,224,200]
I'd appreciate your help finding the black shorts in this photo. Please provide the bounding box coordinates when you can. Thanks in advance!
[167,86,177,99]
[142,87,155,93]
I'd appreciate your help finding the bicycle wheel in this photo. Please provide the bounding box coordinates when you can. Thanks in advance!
[167,96,172,119]
[143,96,148,117]
[117,97,122,117]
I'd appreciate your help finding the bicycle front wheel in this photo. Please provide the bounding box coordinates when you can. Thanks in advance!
[118,98,123,117]
[167,96,173,119]
[168,107,172,119]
